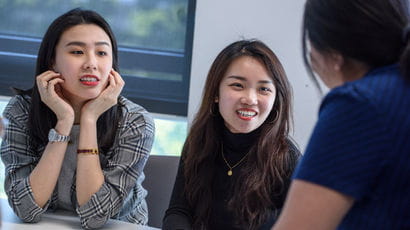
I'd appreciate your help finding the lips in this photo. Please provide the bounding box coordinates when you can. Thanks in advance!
[80,75,99,86]
[236,109,257,120]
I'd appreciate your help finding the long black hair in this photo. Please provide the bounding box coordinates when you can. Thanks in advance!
[22,8,121,152]
[183,39,299,229]
[302,0,410,89]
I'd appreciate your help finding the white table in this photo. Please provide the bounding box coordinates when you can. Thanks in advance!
[1,198,160,229]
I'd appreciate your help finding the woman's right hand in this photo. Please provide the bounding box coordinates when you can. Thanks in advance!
[36,70,74,124]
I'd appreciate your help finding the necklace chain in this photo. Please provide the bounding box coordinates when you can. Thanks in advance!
[221,144,250,176]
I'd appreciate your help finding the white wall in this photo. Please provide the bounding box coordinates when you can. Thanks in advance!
[188,0,320,151]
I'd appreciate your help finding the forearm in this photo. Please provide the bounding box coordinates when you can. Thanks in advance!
[272,180,353,230]
[76,118,104,206]
[75,103,154,228]
[29,120,72,208]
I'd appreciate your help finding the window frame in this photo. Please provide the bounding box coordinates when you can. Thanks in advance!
[0,0,196,116]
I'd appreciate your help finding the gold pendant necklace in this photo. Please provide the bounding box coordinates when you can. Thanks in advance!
[221,144,250,176]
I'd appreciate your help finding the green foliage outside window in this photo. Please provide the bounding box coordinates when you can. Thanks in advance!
[0,0,188,51]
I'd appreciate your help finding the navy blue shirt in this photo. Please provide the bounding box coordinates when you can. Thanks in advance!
[294,64,410,229]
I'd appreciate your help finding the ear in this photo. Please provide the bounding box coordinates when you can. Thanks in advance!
[214,96,219,103]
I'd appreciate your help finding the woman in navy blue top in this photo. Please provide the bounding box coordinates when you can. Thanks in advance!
[272,0,410,229]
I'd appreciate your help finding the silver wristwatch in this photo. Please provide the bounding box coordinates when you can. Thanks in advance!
[48,128,70,142]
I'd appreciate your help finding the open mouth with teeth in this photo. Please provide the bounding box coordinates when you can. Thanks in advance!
[80,76,99,86]
[236,110,257,120]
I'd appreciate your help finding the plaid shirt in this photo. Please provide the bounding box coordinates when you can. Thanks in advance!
[1,95,155,229]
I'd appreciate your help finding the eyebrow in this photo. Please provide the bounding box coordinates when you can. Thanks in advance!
[65,41,111,47]
[227,75,273,84]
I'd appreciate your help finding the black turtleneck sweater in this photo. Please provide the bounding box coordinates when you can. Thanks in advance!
[163,127,300,230]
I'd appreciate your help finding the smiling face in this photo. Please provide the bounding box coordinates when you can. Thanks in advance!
[217,56,276,133]
[53,24,113,105]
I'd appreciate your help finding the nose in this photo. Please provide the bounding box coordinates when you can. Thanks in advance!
[83,53,97,70]
[240,89,258,105]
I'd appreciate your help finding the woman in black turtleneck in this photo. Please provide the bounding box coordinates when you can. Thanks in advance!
[163,39,301,230]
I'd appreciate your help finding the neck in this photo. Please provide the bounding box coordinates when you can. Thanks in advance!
[341,59,371,83]
[69,99,86,124]
[223,126,260,154]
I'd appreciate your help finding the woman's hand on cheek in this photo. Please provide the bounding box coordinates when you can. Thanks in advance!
[36,70,74,123]
[81,69,124,123]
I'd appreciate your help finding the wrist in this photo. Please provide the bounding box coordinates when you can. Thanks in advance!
[55,119,73,136]
[56,111,75,124]
[80,113,98,125]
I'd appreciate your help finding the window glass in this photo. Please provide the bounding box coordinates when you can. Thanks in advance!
[0,0,187,51]
[0,0,195,116]
[153,117,187,156]
[0,0,193,198]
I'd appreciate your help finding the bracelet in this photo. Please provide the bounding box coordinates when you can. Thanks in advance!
[77,149,99,155]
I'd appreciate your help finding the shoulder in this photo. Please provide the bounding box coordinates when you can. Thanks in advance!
[321,64,403,115]
[322,84,372,110]
[117,96,155,136]
[319,82,380,125]
[317,84,389,144]
[318,65,405,136]
[3,94,31,123]
[118,96,148,114]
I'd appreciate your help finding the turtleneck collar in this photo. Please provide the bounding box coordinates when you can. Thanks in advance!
[222,125,262,155]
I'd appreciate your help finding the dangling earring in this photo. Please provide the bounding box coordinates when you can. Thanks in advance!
[211,97,219,116]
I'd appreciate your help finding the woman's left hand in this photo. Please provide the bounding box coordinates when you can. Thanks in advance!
[81,69,124,123]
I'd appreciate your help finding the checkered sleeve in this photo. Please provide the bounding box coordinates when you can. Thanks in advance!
[76,98,155,229]
[0,95,51,222]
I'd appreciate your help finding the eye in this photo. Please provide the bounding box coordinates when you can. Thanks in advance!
[259,86,272,94]
[98,51,108,56]
[70,50,83,55]
[229,82,243,89]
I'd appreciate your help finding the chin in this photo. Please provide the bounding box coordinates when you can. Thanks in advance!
[85,90,103,98]
[77,93,99,101]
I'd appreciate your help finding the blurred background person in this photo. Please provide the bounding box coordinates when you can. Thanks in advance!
[273,0,410,229]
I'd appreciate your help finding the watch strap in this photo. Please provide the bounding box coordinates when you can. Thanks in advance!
[48,128,70,142]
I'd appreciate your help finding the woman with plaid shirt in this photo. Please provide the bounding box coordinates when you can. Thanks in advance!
[0,8,154,229]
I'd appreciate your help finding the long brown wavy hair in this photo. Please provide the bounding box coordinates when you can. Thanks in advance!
[183,39,298,229]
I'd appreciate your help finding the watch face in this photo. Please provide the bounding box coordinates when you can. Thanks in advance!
[48,129,56,140]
